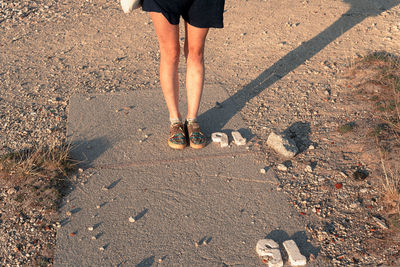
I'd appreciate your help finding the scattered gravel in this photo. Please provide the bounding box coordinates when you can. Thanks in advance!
[1,0,399,266]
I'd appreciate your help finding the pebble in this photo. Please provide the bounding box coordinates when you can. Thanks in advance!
[349,202,359,209]
[360,188,368,193]
[260,168,266,174]
[129,216,136,223]
[373,216,388,229]
[305,165,313,173]
[277,164,288,171]
[88,226,94,231]
[65,211,72,216]
[7,188,17,195]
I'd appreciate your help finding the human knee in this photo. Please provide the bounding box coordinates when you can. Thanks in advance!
[186,46,204,63]
[161,46,180,65]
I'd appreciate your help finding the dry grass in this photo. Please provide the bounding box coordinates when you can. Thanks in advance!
[0,142,76,210]
[351,51,400,220]
[0,143,75,180]
[377,141,400,216]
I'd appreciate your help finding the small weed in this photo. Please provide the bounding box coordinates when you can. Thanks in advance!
[15,193,24,202]
[377,142,400,218]
[0,143,76,210]
[35,256,51,267]
[338,122,356,134]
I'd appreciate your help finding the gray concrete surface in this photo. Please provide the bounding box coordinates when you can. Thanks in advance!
[55,86,317,266]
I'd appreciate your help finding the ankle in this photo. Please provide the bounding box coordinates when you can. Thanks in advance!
[170,117,182,125]
[186,117,197,124]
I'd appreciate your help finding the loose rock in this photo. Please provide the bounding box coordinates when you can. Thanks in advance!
[277,164,288,171]
[267,132,298,158]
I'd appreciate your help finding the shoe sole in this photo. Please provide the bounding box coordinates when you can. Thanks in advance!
[168,140,186,150]
[189,142,206,149]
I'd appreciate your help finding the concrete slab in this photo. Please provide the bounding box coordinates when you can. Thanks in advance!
[56,87,316,266]
[66,88,252,167]
[55,157,305,266]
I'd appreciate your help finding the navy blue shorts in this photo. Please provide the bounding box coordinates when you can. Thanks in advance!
[142,0,225,28]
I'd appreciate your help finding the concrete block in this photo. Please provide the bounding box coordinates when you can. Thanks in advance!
[283,240,306,266]
[211,132,229,148]
[267,131,298,158]
[211,132,223,143]
[256,239,283,267]
[231,131,246,146]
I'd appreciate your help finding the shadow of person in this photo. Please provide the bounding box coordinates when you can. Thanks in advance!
[199,0,399,129]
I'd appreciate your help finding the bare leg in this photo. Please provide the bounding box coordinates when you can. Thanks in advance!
[184,23,209,119]
[150,12,181,120]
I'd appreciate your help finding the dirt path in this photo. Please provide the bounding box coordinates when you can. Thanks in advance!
[1,0,400,265]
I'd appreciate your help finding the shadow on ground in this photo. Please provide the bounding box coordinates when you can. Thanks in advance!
[199,0,399,130]
[68,136,111,168]
[265,229,320,259]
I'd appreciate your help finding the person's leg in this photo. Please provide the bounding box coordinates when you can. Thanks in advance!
[184,22,209,120]
[150,12,181,120]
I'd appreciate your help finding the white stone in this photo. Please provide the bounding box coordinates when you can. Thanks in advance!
[231,131,246,146]
[267,132,298,158]
[360,188,368,193]
[220,134,229,147]
[211,132,229,147]
[211,132,223,142]
[283,240,307,266]
[260,168,266,174]
[129,216,136,223]
[277,164,288,171]
[373,216,388,229]
[256,239,283,267]
[304,165,313,173]
[88,226,94,231]
[7,188,16,195]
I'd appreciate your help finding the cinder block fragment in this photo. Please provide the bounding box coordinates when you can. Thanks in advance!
[256,239,283,267]
[211,132,223,143]
[211,132,229,147]
[231,131,246,146]
[220,133,229,147]
[283,240,307,266]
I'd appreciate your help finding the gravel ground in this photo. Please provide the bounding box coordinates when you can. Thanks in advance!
[1,0,400,265]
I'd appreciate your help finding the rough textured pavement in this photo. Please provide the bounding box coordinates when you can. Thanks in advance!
[55,85,318,266]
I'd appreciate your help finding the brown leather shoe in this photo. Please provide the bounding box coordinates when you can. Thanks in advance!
[186,121,206,149]
[168,122,187,149]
